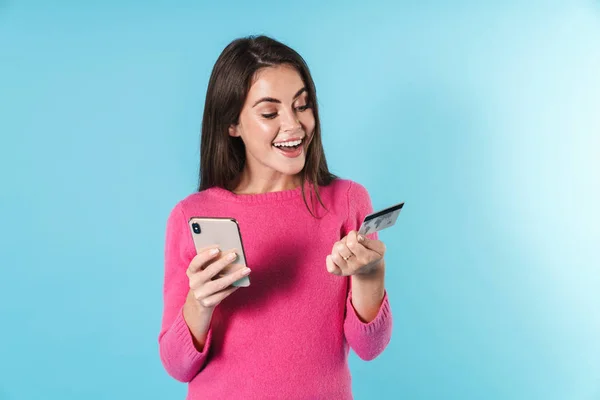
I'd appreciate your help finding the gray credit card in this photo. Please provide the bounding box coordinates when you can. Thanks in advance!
[358,202,404,235]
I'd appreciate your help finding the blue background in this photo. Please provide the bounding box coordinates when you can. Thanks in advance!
[1,1,599,399]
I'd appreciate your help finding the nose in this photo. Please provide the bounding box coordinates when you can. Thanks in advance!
[281,108,302,133]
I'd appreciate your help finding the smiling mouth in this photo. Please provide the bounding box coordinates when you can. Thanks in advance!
[272,137,304,151]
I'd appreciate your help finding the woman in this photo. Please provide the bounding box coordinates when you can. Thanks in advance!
[158,35,393,399]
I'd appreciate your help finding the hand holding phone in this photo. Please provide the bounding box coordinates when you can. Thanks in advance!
[189,217,251,287]
[186,247,251,309]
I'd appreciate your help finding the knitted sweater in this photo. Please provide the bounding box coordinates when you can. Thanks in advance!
[158,179,393,399]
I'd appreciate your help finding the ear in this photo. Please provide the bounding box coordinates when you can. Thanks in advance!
[228,124,240,138]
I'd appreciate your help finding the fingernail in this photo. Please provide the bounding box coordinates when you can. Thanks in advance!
[210,248,220,256]
[358,235,365,242]
[243,267,251,275]
[227,252,237,261]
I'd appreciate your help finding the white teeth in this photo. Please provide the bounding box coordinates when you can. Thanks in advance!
[273,139,303,147]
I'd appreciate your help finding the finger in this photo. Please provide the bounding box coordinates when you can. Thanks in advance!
[331,250,349,271]
[330,241,350,269]
[200,251,239,282]
[333,241,354,261]
[197,286,239,309]
[206,265,251,293]
[331,240,342,254]
[345,231,370,260]
[188,246,221,274]
[326,255,342,275]
[190,263,248,301]
[189,262,248,294]
[357,233,386,255]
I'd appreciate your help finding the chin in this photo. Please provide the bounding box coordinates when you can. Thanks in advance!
[275,158,306,176]
[278,163,305,177]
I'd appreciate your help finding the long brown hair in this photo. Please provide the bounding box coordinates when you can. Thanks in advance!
[198,35,336,216]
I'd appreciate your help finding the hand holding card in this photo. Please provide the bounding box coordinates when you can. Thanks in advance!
[327,201,404,277]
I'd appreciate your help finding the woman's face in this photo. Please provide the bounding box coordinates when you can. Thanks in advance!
[229,64,315,181]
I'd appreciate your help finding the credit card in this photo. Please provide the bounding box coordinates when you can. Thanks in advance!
[358,202,404,235]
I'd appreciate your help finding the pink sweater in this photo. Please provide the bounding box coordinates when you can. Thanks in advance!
[158,179,393,399]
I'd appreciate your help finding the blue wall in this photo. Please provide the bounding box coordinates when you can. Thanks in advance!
[1,1,599,399]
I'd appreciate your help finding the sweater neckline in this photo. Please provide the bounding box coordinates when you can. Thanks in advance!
[205,183,311,204]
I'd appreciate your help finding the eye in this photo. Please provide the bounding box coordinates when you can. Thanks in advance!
[261,112,278,119]
[295,104,311,112]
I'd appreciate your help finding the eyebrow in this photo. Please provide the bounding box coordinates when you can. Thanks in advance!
[252,87,307,107]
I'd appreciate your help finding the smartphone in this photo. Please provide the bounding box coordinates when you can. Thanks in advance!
[358,202,405,236]
[188,217,250,287]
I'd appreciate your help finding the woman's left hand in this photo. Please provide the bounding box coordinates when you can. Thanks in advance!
[326,230,386,276]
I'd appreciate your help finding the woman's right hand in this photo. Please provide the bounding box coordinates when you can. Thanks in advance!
[186,247,251,311]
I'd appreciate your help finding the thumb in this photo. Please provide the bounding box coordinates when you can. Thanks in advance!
[357,234,385,255]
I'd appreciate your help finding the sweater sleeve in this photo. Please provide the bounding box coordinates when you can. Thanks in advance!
[158,202,213,382]
[342,181,393,361]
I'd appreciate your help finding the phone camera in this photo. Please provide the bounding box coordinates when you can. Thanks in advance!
[192,223,201,234]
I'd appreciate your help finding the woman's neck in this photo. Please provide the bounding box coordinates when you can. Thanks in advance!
[232,169,302,195]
